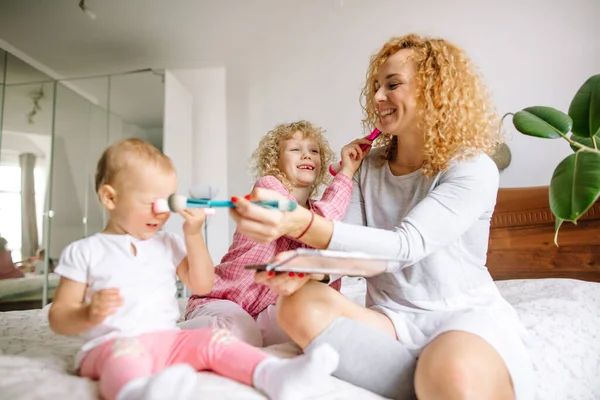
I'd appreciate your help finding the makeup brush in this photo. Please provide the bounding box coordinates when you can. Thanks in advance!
[153,194,297,213]
[329,128,382,176]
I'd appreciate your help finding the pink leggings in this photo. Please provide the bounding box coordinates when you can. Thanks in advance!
[79,328,268,400]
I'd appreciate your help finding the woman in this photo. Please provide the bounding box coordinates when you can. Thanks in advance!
[229,34,533,400]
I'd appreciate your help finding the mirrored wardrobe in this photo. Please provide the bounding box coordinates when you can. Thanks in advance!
[0,48,164,310]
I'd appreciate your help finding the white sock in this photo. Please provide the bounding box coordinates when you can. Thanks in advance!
[116,377,150,400]
[141,364,198,400]
[253,343,339,400]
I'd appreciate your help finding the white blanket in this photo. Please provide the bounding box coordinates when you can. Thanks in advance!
[0,278,599,399]
[0,273,60,301]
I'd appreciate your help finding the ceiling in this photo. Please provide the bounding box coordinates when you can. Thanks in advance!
[1,47,164,132]
[0,0,345,78]
[0,0,170,132]
[2,53,52,85]
[0,0,348,132]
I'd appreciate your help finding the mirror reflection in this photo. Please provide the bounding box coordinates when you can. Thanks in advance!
[0,52,54,311]
[0,48,164,311]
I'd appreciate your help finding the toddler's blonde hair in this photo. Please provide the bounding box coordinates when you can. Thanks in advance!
[95,138,174,192]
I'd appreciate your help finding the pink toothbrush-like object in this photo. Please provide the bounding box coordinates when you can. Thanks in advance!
[329,128,382,176]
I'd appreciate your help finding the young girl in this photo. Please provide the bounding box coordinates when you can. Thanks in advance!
[181,120,369,347]
[48,138,339,400]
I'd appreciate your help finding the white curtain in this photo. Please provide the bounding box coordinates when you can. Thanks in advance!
[19,153,38,258]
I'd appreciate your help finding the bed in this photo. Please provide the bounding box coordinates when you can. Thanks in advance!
[1,186,599,399]
[0,273,60,312]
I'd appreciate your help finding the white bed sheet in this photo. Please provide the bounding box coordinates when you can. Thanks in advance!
[0,277,599,400]
[345,277,600,399]
[0,273,60,300]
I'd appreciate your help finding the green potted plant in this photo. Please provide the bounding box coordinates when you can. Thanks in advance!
[506,74,600,245]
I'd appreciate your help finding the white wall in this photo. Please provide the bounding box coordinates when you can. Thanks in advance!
[157,0,599,254]
[48,84,157,258]
[216,0,599,194]
[146,127,164,151]
[162,71,193,238]
[1,81,54,136]
[164,68,230,263]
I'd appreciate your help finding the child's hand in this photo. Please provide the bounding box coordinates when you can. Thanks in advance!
[339,138,372,177]
[180,208,207,235]
[87,288,122,325]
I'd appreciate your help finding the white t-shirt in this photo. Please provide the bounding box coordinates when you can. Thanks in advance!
[54,231,187,367]
[329,148,502,310]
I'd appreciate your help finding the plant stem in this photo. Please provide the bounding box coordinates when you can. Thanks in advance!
[500,112,514,126]
[499,112,514,137]
[559,131,600,154]
[594,135,598,150]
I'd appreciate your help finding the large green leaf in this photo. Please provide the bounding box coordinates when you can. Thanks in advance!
[569,133,600,152]
[513,106,572,139]
[549,151,600,224]
[568,74,600,139]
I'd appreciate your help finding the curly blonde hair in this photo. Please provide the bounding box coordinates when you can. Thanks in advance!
[361,34,502,175]
[250,120,335,198]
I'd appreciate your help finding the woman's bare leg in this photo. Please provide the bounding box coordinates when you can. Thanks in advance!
[414,331,515,400]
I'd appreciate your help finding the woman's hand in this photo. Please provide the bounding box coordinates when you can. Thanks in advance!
[253,250,324,296]
[254,270,311,296]
[229,189,307,244]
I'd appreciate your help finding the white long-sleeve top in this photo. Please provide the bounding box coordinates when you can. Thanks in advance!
[328,147,501,311]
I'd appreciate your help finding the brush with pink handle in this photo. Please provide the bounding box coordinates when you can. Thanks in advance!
[328,128,382,176]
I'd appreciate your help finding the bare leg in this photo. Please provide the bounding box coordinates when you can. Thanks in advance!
[414,331,515,400]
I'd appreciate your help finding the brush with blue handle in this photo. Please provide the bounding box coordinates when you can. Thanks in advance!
[153,194,297,213]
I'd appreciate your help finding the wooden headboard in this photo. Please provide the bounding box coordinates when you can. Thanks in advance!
[487,186,600,282]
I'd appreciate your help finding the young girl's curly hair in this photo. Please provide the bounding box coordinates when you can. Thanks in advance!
[360,34,502,176]
[250,120,335,198]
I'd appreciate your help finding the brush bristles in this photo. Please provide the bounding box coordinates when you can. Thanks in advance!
[168,194,188,212]
[278,199,297,211]
[153,199,170,213]
[329,163,342,176]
